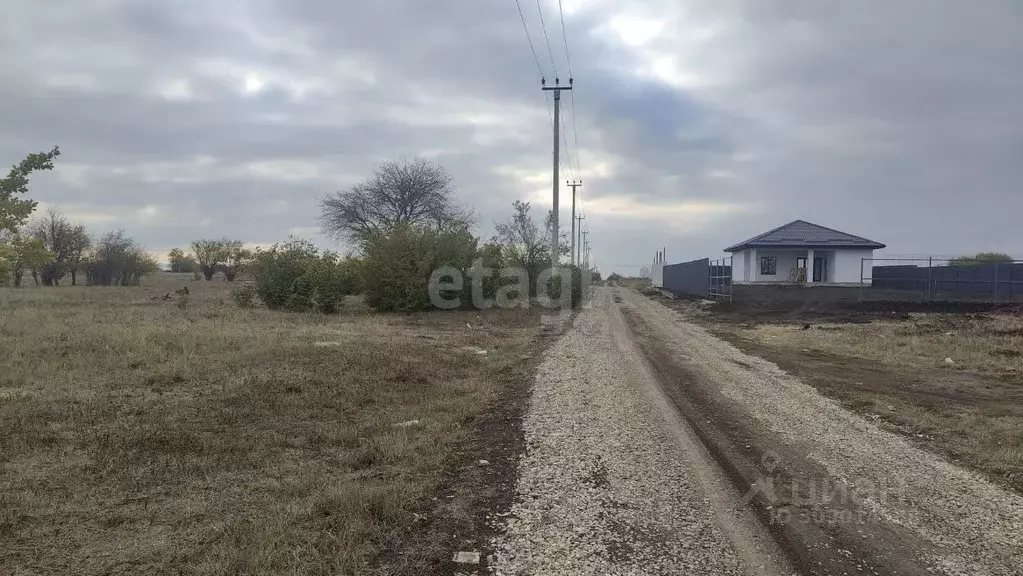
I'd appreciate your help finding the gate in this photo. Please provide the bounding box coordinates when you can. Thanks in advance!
[709,256,733,302]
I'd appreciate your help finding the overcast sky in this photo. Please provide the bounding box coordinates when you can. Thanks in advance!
[2,0,1021,274]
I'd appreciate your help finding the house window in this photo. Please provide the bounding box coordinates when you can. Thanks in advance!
[760,256,777,276]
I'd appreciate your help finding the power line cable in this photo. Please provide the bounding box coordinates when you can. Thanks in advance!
[514,0,545,79]
[556,0,583,183]
[516,0,561,184]
[568,93,581,173]
[534,0,559,78]
[557,0,573,75]
[561,115,575,181]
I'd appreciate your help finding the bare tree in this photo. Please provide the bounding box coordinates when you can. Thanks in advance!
[27,206,88,286]
[191,239,229,280]
[86,230,157,286]
[69,225,91,285]
[319,158,474,244]
[220,241,252,281]
[492,200,569,296]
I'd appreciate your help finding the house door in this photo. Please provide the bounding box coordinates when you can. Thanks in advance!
[795,257,807,282]
[813,257,826,282]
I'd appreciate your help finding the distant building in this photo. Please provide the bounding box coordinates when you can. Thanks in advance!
[724,220,885,285]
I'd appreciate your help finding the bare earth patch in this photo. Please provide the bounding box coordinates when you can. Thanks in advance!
[651,294,1023,494]
[626,289,1023,576]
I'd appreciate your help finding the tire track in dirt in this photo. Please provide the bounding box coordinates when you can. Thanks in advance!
[490,288,792,575]
[619,288,1023,576]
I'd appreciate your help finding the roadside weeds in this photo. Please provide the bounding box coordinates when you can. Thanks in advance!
[0,280,549,575]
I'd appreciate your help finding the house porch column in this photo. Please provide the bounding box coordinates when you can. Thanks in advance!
[806,249,815,283]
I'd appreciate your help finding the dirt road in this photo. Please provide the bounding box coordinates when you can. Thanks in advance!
[490,287,1023,575]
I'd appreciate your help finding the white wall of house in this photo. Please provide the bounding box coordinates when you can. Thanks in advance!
[736,250,749,283]
[730,247,875,283]
[834,249,875,283]
[754,249,803,281]
[733,249,750,282]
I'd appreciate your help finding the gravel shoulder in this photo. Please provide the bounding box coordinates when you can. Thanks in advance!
[623,288,1023,576]
[490,288,792,575]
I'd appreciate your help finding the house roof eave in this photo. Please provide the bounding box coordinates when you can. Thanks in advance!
[724,242,886,252]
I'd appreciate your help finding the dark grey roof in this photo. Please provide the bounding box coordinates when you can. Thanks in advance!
[724,220,885,252]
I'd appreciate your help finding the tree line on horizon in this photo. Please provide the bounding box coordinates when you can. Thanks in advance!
[1,151,599,311]
[0,147,158,287]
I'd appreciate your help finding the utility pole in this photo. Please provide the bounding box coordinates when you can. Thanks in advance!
[567,180,582,265]
[582,230,590,268]
[575,213,585,266]
[542,77,572,268]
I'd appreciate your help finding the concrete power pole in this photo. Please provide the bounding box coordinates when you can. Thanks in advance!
[542,78,572,268]
[582,230,590,267]
[575,213,585,266]
[567,181,582,265]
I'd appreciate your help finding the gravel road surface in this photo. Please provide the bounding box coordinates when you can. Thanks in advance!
[623,288,1023,576]
[489,287,1023,576]
[489,289,792,575]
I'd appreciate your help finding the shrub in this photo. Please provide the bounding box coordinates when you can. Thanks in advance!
[337,257,365,295]
[304,253,358,313]
[545,265,586,309]
[949,252,1014,266]
[474,243,508,304]
[361,224,477,312]
[249,239,358,314]
[231,284,256,308]
[286,275,314,311]
[86,231,157,286]
[250,238,318,310]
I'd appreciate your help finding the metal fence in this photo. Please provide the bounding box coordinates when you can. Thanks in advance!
[663,258,709,297]
[661,257,732,301]
[861,258,1023,302]
[709,256,733,302]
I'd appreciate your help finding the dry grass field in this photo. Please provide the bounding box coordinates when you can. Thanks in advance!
[0,274,545,575]
[732,315,1023,490]
[746,314,1023,375]
[649,294,1023,493]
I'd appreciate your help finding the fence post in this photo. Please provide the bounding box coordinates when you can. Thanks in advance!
[970,264,976,298]
[729,256,733,302]
[927,257,932,302]
[859,258,864,301]
[994,263,999,302]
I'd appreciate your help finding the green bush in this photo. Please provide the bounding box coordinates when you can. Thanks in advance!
[545,265,586,309]
[250,238,316,310]
[304,253,358,313]
[337,257,365,295]
[231,284,256,308]
[473,243,509,305]
[249,238,357,314]
[361,224,477,312]
[286,275,313,311]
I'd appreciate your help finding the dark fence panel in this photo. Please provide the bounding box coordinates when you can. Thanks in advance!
[663,258,710,297]
[870,261,1023,300]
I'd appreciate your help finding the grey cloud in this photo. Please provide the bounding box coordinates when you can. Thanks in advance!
[2,0,1022,274]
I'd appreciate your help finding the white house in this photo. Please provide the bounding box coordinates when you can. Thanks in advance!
[725,220,885,285]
